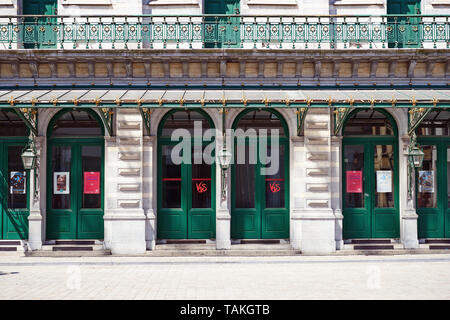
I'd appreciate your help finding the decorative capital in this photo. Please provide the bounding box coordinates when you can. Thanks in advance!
[115,98,121,106]
[137,99,143,107]
[327,97,333,107]
[30,97,38,107]
[306,96,312,107]
[8,96,16,106]
[158,97,163,106]
[391,97,397,107]
[72,99,80,106]
[432,97,438,107]
[410,96,417,107]
[51,97,58,106]
[263,98,270,107]
[285,98,290,106]
[179,98,185,106]
[242,96,248,107]
[94,98,101,106]
[200,97,205,107]
[222,96,227,107]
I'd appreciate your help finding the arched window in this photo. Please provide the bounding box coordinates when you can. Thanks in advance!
[159,110,212,138]
[416,110,450,137]
[343,109,395,136]
[235,110,287,137]
[49,110,103,137]
[0,110,29,136]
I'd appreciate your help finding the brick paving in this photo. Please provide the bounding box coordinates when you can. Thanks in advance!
[0,254,449,300]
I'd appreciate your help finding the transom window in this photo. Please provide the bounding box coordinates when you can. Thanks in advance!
[235,110,286,137]
[160,110,211,138]
[343,110,395,136]
[416,110,450,137]
[50,110,102,137]
[0,110,29,136]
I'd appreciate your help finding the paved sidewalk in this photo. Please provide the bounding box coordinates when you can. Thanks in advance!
[0,254,449,300]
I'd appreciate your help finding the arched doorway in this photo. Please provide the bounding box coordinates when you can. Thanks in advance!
[342,109,399,239]
[416,109,450,238]
[231,109,289,239]
[46,109,105,239]
[157,109,216,239]
[0,109,30,239]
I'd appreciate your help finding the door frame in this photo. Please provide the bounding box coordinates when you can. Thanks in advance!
[22,0,58,49]
[156,109,216,239]
[416,136,450,238]
[230,108,290,239]
[342,108,400,239]
[46,109,105,240]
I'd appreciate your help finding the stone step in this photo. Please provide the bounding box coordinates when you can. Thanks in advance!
[156,244,216,250]
[334,249,450,256]
[165,240,207,244]
[348,239,393,244]
[429,245,450,250]
[0,246,17,251]
[27,250,111,257]
[239,239,281,244]
[0,240,21,246]
[352,245,395,250]
[147,250,301,257]
[424,239,450,244]
[41,244,105,251]
[54,240,96,245]
[231,244,293,250]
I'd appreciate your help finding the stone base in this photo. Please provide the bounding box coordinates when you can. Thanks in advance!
[401,209,419,249]
[104,211,147,255]
[27,212,43,251]
[216,209,231,250]
[291,209,336,254]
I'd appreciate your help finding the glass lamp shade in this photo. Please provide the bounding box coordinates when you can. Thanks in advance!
[21,146,37,170]
[218,146,232,170]
[408,146,424,168]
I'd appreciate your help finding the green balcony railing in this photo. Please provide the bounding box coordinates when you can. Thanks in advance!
[0,14,448,49]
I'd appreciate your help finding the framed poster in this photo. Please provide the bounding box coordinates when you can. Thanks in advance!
[376,170,392,193]
[54,172,70,194]
[346,170,363,193]
[418,170,434,193]
[84,172,100,194]
[10,171,26,194]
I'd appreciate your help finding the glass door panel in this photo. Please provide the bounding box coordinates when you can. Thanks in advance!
[235,143,255,209]
[81,146,101,209]
[51,146,71,210]
[264,145,285,209]
[161,145,182,209]
[374,144,395,208]
[8,146,27,209]
[418,145,438,208]
[344,145,365,209]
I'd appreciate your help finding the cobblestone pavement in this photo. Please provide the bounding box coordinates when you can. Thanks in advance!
[0,254,449,300]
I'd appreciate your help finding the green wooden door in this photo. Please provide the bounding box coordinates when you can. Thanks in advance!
[416,139,450,238]
[204,0,240,48]
[387,0,421,48]
[0,141,29,240]
[46,141,104,239]
[157,144,216,239]
[343,139,399,239]
[23,0,58,49]
[231,138,289,239]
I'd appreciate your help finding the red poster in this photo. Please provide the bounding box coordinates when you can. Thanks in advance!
[346,171,362,193]
[84,172,100,194]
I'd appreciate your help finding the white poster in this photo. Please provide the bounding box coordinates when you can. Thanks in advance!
[376,170,392,193]
[418,171,434,193]
[53,172,70,194]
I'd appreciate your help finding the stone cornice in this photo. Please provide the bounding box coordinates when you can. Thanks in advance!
[0,49,448,88]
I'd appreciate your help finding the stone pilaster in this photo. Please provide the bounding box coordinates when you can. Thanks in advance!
[103,108,146,254]
[291,108,336,254]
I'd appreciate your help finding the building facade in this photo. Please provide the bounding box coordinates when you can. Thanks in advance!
[0,0,449,255]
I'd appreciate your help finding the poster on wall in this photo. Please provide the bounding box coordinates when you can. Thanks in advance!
[376,170,392,193]
[54,172,70,194]
[10,171,26,194]
[346,171,363,193]
[84,172,100,194]
[418,170,434,193]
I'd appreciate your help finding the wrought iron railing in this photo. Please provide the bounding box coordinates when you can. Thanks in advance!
[0,14,448,49]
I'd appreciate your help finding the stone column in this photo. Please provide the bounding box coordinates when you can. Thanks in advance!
[216,126,231,250]
[291,108,336,254]
[103,108,146,255]
[400,135,419,249]
[27,136,44,251]
[143,135,156,250]
[331,135,344,250]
